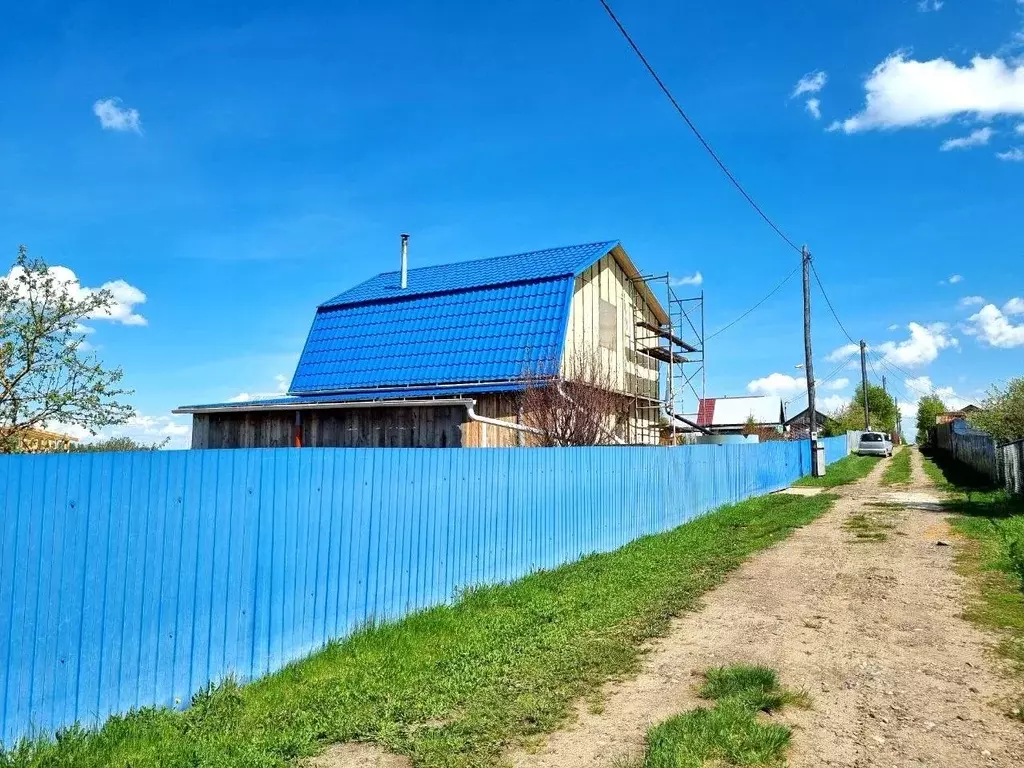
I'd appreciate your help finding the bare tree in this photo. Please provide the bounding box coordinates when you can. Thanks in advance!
[520,348,630,446]
[1,246,134,451]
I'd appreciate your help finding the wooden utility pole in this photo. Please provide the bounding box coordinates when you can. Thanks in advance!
[860,340,870,430]
[802,246,818,472]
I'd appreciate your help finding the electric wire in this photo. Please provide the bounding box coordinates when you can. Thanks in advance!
[811,262,857,345]
[705,265,800,341]
[598,0,871,357]
[597,0,802,255]
[783,350,859,407]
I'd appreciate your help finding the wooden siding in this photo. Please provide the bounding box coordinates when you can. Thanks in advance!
[460,393,526,448]
[192,406,465,449]
[562,251,662,442]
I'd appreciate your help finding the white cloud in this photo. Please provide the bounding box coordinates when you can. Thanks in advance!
[958,295,986,307]
[1016,123,1024,135]
[965,303,1024,347]
[876,321,959,367]
[829,54,1024,133]
[917,0,944,10]
[747,373,806,397]
[940,127,994,151]
[229,373,291,402]
[887,323,900,331]
[826,343,861,362]
[792,71,828,98]
[670,271,703,287]
[806,98,822,119]
[2,264,147,326]
[66,413,191,449]
[901,375,971,415]
[820,394,848,414]
[1004,297,1024,315]
[939,274,963,285]
[824,377,850,391]
[92,98,142,133]
[997,147,1024,161]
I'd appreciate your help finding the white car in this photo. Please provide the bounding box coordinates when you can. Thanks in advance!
[858,431,893,458]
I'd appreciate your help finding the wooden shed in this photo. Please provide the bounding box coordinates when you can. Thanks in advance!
[176,241,687,448]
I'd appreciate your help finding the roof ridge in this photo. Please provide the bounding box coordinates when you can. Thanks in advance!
[319,273,570,311]
[318,240,618,309]
[369,239,618,279]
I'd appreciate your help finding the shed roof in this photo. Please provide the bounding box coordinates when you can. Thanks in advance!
[697,396,786,427]
[289,241,664,396]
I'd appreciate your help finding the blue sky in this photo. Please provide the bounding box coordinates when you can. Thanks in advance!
[2,0,1022,445]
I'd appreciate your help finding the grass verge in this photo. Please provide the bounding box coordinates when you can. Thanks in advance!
[1,493,837,768]
[920,449,1024,720]
[881,448,912,486]
[620,665,806,768]
[794,454,881,489]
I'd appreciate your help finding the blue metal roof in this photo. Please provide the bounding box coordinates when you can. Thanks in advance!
[321,241,619,307]
[289,241,620,396]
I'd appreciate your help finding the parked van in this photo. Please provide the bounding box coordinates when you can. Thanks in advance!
[857,431,893,458]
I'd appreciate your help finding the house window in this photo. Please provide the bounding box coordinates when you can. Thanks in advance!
[599,299,617,350]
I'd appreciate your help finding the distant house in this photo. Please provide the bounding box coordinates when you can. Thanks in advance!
[936,404,980,425]
[694,396,786,435]
[784,406,837,439]
[176,241,688,448]
[2,427,78,453]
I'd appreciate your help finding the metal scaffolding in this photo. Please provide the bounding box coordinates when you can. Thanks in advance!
[628,274,705,445]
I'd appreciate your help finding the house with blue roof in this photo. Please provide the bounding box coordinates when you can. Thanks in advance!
[176,240,687,448]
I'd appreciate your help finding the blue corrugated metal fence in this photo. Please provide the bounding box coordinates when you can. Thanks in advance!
[0,438,847,745]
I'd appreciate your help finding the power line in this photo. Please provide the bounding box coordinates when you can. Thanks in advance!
[783,350,859,407]
[810,262,857,345]
[597,0,801,255]
[705,265,799,341]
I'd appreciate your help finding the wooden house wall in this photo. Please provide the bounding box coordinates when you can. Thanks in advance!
[562,251,662,443]
[191,406,465,449]
[459,393,526,448]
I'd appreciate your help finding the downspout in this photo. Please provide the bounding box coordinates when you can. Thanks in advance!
[464,401,544,438]
[555,381,626,445]
[462,399,544,448]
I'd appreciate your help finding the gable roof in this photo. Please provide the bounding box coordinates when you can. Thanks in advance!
[289,241,663,396]
[696,396,786,428]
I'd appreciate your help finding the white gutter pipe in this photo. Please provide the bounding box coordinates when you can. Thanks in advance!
[464,402,544,437]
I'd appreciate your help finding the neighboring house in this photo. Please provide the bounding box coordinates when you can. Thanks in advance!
[2,427,78,453]
[936,404,980,425]
[176,241,684,448]
[695,396,786,435]
[784,406,837,439]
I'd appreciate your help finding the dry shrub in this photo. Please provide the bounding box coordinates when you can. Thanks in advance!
[520,350,631,447]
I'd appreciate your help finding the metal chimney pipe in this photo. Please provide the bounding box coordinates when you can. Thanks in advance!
[400,233,409,289]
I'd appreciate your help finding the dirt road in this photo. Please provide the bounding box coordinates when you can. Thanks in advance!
[510,450,1024,767]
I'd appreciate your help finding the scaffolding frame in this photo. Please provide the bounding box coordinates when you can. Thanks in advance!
[628,274,705,445]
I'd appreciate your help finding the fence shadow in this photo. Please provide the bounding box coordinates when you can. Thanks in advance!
[921,447,1021,521]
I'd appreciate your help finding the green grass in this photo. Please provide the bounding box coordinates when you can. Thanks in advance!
[620,665,805,768]
[880,448,912,486]
[793,453,881,489]
[1,493,837,768]
[920,449,1024,719]
[843,511,897,543]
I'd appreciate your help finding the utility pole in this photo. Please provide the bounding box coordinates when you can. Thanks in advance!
[802,246,818,473]
[860,340,870,430]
